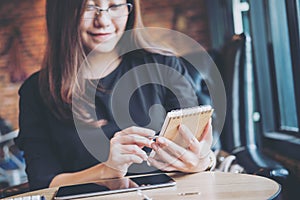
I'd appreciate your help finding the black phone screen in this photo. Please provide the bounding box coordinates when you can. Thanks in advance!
[54,174,175,200]
[130,174,174,186]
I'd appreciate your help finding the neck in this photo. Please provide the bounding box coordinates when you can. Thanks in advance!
[82,50,122,79]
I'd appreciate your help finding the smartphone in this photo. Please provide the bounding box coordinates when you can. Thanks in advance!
[54,174,176,200]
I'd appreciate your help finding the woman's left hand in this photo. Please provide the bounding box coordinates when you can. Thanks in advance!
[147,119,213,172]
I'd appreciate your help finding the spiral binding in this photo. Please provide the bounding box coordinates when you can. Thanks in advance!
[168,105,212,119]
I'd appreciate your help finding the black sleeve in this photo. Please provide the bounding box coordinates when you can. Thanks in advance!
[179,56,211,105]
[14,73,63,190]
[163,56,199,111]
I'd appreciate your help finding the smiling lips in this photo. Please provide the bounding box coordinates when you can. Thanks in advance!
[88,31,115,42]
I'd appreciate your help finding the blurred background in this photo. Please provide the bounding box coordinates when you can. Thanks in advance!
[0,0,299,199]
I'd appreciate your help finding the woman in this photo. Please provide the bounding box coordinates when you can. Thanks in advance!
[16,0,214,190]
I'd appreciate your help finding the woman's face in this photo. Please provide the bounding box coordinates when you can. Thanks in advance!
[80,0,129,53]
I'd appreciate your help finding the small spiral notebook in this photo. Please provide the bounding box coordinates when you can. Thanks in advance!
[151,105,214,154]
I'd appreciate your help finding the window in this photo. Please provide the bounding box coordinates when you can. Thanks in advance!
[206,0,300,159]
[250,0,300,160]
[265,1,298,132]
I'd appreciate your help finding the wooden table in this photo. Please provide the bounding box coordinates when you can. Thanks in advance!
[8,172,280,200]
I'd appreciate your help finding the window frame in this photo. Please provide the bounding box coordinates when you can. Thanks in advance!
[250,0,300,160]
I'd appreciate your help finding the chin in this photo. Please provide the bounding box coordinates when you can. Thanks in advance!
[93,45,116,53]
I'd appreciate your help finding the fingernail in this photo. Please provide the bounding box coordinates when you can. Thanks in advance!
[157,137,166,144]
[149,130,156,136]
[179,124,187,131]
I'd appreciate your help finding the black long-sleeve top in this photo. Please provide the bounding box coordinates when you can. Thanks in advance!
[15,51,199,190]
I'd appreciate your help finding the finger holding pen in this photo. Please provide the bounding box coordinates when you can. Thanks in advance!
[105,126,156,176]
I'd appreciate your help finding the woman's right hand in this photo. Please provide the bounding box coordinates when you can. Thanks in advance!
[49,126,155,187]
[103,126,155,177]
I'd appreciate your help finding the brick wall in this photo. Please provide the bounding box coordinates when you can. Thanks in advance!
[0,0,46,129]
[0,0,211,129]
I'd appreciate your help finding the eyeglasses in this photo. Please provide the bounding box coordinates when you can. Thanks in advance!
[84,3,133,18]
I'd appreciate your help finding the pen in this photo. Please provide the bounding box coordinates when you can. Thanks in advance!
[147,136,158,140]
[178,192,201,196]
